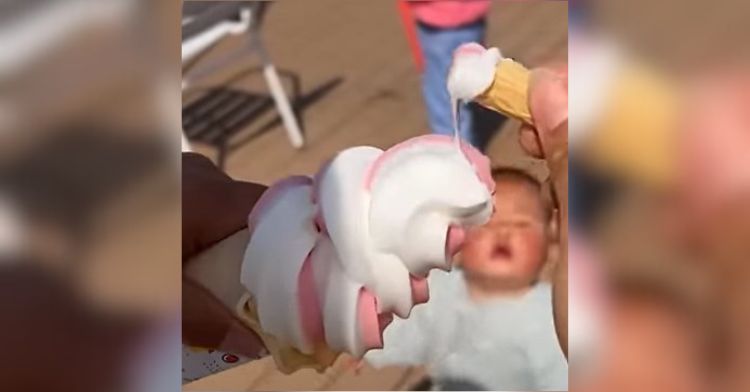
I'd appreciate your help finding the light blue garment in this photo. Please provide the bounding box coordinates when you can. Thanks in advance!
[417,20,486,150]
[365,270,568,391]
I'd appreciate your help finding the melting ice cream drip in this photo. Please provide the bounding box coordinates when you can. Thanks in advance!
[451,97,461,148]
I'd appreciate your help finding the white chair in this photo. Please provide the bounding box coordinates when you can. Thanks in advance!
[181,1,304,154]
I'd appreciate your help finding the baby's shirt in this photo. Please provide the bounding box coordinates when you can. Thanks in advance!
[365,270,568,391]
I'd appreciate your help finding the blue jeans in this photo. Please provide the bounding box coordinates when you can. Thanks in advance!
[417,19,486,150]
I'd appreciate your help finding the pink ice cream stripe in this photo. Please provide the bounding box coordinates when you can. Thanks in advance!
[357,288,384,351]
[445,224,466,260]
[378,312,394,334]
[247,175,313,237]
[410,275,430,305]
[363,134,494,193]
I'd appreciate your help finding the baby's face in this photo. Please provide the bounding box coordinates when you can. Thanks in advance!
[461,178,548,286]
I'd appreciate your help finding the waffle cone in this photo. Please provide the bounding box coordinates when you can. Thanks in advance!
[235,293,340,374]
[476,58,533,124]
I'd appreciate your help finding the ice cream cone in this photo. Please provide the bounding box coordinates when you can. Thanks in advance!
[235,293,340,374]
[476,58,534,125]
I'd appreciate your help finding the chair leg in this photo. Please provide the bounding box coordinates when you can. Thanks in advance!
[217,139,228,169]
[262,63,304,148]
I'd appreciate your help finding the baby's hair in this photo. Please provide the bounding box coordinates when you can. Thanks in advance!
[491,167,543,191]
[490,166,554,221]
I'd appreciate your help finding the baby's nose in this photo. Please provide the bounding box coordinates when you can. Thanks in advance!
[493,226,512,242]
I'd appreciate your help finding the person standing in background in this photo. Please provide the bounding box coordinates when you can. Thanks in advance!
[406,0,492,150]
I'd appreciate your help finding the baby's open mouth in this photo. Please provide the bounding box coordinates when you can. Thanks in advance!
[491,244,512,261]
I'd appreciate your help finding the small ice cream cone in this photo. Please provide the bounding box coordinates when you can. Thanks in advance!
[476,58,534,125]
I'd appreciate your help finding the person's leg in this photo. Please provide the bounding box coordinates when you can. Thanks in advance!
[417,19,486,149]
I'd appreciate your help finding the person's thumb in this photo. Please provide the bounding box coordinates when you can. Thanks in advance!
[529,67,568,144]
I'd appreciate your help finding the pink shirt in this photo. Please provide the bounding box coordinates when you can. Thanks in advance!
[407,0,491,28]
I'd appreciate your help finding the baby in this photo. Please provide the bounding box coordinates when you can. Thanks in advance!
[365,167,568,391]
[461,167,553,299]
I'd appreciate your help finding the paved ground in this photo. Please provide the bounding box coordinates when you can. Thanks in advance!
[185,0,567,183]
[183,1,567,390]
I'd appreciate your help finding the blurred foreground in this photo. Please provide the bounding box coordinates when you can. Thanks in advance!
[569,0,750,391]
[0,0,180,391]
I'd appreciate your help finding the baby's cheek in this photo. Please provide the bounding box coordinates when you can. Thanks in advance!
[467,229,494,251]
[516,229,548,268]
[459,231,492,268]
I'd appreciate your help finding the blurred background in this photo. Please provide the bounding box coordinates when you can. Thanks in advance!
[182,0,566,183]
[0,0,180,391]
[568,0,750,392]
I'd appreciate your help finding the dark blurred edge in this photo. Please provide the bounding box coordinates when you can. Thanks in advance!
[0,0,182,391]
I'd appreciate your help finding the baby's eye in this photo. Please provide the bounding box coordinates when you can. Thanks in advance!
[491,219,529,228]
[513,221,532,229]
